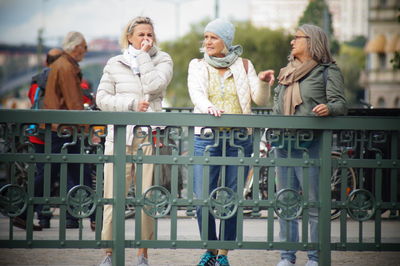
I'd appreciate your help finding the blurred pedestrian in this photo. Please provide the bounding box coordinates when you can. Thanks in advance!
[272,24,347,266]
[12,48,63,231]
[187,18,274,266]
[96,16,173,266]
[43,31,88,229]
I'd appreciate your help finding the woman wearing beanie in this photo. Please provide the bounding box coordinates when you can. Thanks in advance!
[187,18,275,266]
[96,16,173,266]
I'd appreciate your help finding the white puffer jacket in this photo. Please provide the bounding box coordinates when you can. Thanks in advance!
[96,49,173,144]
[187,57,270,134]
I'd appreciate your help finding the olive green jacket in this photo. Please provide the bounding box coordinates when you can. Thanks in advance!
[273,63,347,116]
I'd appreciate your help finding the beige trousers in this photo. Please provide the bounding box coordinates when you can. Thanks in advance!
[101,136,154,253]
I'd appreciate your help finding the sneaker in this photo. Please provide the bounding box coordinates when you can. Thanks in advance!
[277,259,295,266]
[99,255,112,266]
[305,260,318,266]
[39,219,50,229]
[12,217,42,231]
[136,254,149,266]
[66,219,79,229]
[197,251,216,266]
[90,221,96,232]
[215,255,230,266]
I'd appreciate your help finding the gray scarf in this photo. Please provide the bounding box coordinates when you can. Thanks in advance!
[204,45,243,68]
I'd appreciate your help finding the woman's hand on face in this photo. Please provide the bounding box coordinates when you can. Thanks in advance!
[208,106,224,117]
[137,100,150,112]
[258,70,275,86]
[312,104,330,116]
[140,38,153,52]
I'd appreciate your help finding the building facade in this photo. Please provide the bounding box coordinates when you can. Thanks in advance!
[249,0,367,41]
[339,0,369,41]
[364,0,400,108]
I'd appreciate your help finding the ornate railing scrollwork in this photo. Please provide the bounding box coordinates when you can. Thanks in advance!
[0,184,27,217]
[208,187,238,220]
[142,185,171,218]
[346,189,376,221]
[274,188,303,221]
[66,185,97,218]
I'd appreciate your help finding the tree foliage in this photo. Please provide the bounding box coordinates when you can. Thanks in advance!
[297,0,339,54]
[160,20,291,107]
[335,44,365,106]
[298,0,333,35]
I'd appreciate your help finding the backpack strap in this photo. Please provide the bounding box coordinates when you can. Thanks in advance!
[323,65,329,88]
[242,58,249,74]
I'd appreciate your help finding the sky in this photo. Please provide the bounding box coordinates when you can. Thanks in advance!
[0,0,250,46]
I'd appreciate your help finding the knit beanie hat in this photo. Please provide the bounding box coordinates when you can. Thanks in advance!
[204,18,235,49]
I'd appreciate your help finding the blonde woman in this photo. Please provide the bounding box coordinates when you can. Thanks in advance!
[96,16,173,266]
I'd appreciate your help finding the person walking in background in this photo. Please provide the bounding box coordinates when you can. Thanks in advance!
[96,16,173,266]
[272,24,347,266]
[12,48,63,231]
[187,18,274,266]
[43,31,88,229]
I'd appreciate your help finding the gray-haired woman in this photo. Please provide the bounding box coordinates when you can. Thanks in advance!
[272,24,347,266]
[96,16,173,266]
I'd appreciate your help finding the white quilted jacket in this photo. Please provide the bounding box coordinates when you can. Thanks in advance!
[187,57,270,134]
[96,49,173,144]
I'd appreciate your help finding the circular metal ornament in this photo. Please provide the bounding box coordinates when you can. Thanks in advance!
[0,184,27,217]
[208,187,238,220]
[346,189,376,221]
[142,186,171,218]
[274,189,303,220]
[66,185,97,218]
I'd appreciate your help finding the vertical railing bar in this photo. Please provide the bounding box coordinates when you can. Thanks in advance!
[267,165,275,243]
[112,125,126,266]
[374,153,383,247]
[135,146,144,246]
[59,143,68,242]
[201,163,209,243]
[302,166,309,245]
[236,148,245,243]
[186,126,195,217]
[78,136,84,241]
[339,164,348,245]
[95,161,104,241]
[319,129,332,266]
[170,148,179,241]
[26,143,35,240]
[390,131,398,218]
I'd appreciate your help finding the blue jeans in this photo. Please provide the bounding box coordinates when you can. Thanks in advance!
[193,131,253,241]
[274,139,320,263]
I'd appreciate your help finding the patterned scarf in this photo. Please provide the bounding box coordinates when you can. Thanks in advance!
[277,59,318,115]
[204,45,243,68]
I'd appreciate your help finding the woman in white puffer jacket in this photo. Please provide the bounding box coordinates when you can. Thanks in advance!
[96,16,172,266]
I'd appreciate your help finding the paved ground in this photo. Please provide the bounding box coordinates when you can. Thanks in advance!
[0,213,399,266]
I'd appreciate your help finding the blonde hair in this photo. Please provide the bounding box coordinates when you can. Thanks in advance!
[62,31,85,52]
[291,24,333,64]
[120,16,156,50]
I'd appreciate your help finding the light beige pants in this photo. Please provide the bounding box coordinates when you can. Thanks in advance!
[101,136,154,253]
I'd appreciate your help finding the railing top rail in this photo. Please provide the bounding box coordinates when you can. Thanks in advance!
[0,109,399,131]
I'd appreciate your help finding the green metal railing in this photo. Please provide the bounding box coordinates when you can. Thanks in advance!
[0,109,399,266]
